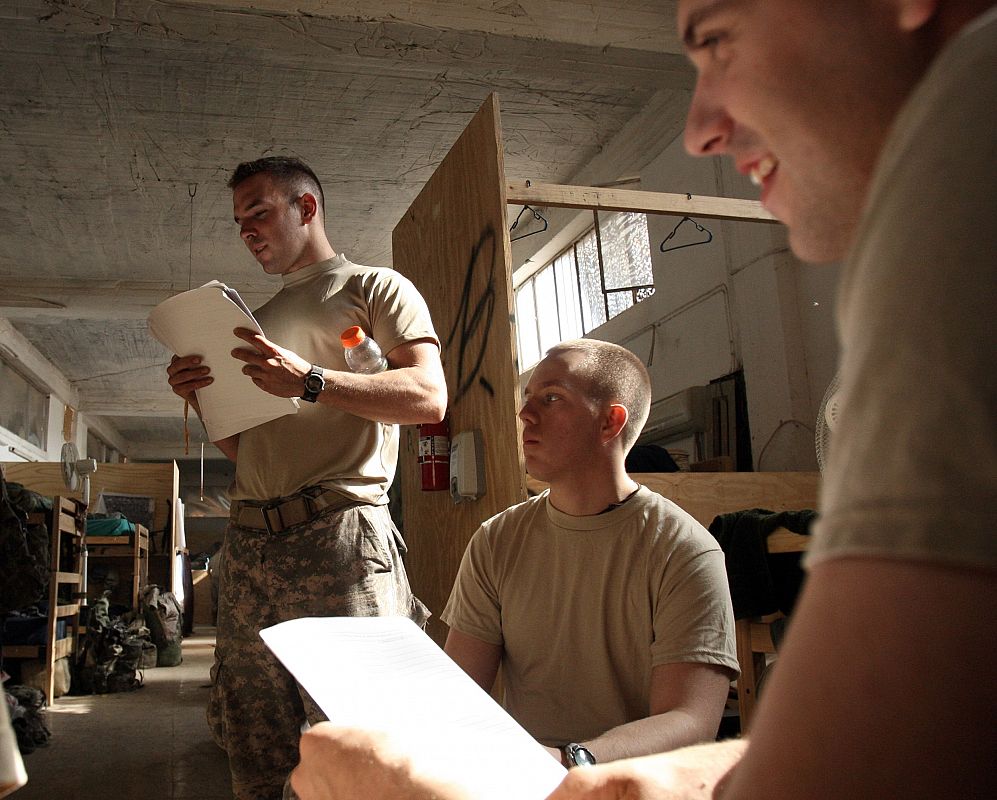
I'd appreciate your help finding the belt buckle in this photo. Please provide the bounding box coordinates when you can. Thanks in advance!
[260,499,284,535]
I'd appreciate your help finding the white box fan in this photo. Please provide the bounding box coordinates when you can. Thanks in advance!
[815,373,842,472]
[60,441,97,507]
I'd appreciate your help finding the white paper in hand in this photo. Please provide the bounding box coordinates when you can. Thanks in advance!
[261,616,567,800]
[148,280,297,440]
[0,696,27,798]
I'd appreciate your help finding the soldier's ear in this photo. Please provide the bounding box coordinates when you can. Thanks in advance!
[602,403,629,445]
[297,192,319,223]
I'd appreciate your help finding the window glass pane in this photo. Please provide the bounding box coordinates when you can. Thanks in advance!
[0,359,48,449]
[515,283,541,370]
[607,291,634,318]
[553,250,583,341]
[599,212,653,292]
[0,362,25,436]
[576,231,606,331]
[25,387,47,448]
[515,211,654,360]
[534,266,561,356]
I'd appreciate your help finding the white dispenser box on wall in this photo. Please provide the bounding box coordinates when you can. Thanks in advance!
[450,429,485,503]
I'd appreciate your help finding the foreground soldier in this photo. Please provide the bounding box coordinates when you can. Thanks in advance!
[287,1,997,798]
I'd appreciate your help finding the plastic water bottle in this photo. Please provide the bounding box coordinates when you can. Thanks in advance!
[341,326,387,374]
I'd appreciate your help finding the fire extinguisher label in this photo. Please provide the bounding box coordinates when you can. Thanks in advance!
[418,436,449,460]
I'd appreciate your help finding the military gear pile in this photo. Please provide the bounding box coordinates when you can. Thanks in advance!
[73,593,148,695]
[0,474,50,615]
[140,585,183,667]
[4,684,50,755]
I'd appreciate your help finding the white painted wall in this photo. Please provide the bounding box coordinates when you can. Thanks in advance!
[511,129,841,471]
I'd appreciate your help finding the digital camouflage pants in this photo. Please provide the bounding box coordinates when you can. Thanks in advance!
[207,501,429,799]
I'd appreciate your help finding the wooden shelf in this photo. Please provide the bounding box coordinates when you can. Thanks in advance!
[86,524,149,610]
[1,494,86,705]
[1,644,41,659]
[52,637,74,661]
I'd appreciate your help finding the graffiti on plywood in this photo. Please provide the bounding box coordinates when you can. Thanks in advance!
[445,226,498,404]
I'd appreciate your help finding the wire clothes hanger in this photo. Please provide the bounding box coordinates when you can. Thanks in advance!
[509,205,549,242]
[660,215,713,253]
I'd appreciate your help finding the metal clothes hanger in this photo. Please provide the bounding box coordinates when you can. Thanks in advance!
[509,205,549,242]
[659,215,713,253]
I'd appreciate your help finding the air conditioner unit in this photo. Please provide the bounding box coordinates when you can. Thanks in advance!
[639,385,711,442]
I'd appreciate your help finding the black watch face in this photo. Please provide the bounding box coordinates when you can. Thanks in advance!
[304,374,323,393]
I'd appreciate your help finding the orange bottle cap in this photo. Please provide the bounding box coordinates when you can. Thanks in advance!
[340,326,366,348]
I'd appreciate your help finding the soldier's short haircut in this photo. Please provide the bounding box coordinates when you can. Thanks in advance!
[228,156,325,215]
[545,338,652,453]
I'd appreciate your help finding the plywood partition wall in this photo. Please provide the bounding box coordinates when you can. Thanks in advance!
[527,471,820,528]
[392,93,525,645]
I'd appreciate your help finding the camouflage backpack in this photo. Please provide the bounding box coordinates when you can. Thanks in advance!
[73,593,145,694]
[140,585,183,667]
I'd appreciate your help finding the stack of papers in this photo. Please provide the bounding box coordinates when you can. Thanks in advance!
[148,280,297,440]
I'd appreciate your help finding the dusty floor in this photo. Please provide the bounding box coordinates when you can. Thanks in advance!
[13,627,232,799]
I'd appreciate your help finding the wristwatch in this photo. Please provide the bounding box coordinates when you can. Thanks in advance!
[301,365,325,403]
[561,743,597,768]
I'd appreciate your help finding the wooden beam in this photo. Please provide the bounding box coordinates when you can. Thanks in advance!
[81,401,186,417]
[506,181,778,223]
[527,471,819,529]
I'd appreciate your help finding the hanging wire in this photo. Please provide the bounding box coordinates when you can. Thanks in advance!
[184,182,199,454]
[187,182,198,291]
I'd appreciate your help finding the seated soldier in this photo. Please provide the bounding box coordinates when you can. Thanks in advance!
[441,338,738,767]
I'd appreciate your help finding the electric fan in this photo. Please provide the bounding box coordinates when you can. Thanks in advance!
[815,373,842,472]
[60,441,98,507]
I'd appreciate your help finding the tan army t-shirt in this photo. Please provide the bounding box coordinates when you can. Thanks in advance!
[231,254,439,503]
[442,486,738,746]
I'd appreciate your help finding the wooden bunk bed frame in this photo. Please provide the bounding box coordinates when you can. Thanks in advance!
[0,494,86,705]
[86,524,150,611]
[1,460,180,597]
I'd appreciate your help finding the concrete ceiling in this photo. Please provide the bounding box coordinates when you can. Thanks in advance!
[0,0,692,462]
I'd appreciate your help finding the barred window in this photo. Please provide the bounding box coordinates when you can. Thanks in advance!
[0,358,49,449]
[515,211,654,369]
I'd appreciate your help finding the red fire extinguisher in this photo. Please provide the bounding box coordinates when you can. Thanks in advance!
[418,417,450,491]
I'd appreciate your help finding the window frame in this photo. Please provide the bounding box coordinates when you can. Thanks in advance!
[514,210,654,370]
[0,357,50,452]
